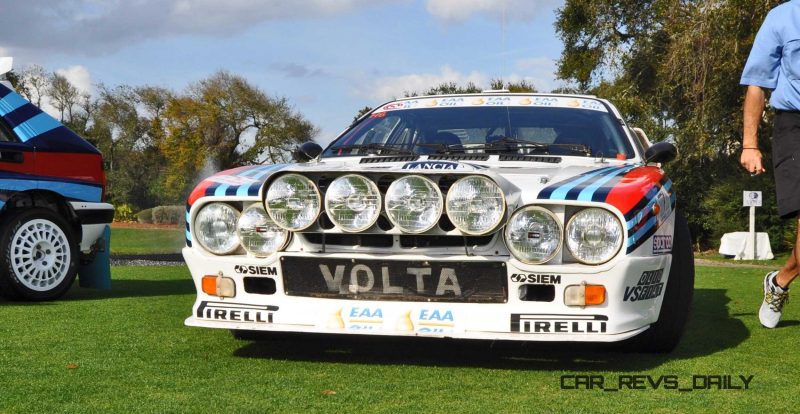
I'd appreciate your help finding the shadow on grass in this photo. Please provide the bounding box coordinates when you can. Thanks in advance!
[233,288,750,371]
[0,279,194,306]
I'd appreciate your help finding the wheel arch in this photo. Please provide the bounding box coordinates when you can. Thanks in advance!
[0,190,82,242]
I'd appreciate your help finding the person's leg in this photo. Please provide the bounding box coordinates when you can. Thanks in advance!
[775,213,800,289]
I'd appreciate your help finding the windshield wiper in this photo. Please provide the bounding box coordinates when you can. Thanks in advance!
[329,143,415,156]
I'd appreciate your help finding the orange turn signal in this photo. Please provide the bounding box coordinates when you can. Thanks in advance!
[202,275,236,298]
[564,284,606,306]
[584,285,606,305]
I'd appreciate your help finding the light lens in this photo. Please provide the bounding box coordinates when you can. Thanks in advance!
[194,203,240,255]
[265,173,321,231]
[446,176,505,235]
[237,205,289,257]
[325,174,382,232]
[504,206,562,264]
[566,208,623,264]
[385,175,443,233]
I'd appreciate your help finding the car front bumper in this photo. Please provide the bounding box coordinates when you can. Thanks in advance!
[183,247,672,342]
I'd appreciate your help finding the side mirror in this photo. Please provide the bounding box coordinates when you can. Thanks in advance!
[293,142,323,162]
[644,141,677,164]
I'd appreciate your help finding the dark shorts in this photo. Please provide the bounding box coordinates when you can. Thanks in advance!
[773,111,800,219]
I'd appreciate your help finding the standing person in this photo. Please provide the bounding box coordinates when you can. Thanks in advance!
[740,1,800,328]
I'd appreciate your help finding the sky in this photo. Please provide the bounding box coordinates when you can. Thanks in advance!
[0,0,566,145]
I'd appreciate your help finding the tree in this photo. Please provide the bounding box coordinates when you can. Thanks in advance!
[160,71,316,201]
[19,65,49,107]
[49,73,80,123]
[555,0,785,249]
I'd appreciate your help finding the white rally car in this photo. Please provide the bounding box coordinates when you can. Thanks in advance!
[183,93,694,352]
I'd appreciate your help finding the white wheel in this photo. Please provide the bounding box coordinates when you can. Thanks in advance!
[10,219,72,291]
[0,208,78,301]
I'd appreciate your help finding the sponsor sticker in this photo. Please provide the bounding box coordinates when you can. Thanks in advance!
[401,161,466,170]
[197,301,276,323]
[510,314,608,334]
[624,269,665,302]
[653,235,673,255]
[510,273,562,284]
[234,265,277,276]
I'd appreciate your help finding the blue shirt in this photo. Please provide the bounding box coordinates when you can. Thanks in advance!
[741,0,800,111]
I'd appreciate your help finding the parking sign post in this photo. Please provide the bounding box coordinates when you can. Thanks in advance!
[743,191,762,260]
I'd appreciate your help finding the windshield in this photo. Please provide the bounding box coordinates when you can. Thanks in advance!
[324,98,634,159]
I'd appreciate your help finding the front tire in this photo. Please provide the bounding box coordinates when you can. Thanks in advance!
[629,210,695,352]
[0,208,78,301]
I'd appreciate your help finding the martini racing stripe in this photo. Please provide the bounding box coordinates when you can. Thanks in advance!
[537,165,620,200]
[0,91,28,116]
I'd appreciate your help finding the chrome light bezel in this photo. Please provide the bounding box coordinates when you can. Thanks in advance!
[384,174,443,234]
[565,207,624,265]
[324,174,382,232]
[194,202,241,255]
[445,175,506,235]
[264,173,322,231]
[504,205,563,264]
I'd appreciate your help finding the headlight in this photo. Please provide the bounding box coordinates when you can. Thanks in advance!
[325,174,381,232]
[446,175,505,235]
[265,173,321,231]
[385,175,443,233]
[237,205,289,257]
[194,203,240,255]
[504,206,562,264]
[565,208,623,264]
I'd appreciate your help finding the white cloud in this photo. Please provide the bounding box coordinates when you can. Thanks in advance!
[425,0,561,24]
[513,57,558,92]
[0,0,400,56]
[56,65,93,95]
[354,65,489,101]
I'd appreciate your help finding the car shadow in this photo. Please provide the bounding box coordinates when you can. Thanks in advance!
[0,278,194,305]
[233,288,750,371]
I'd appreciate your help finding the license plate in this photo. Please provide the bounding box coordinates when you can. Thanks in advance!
[281,257,507,303]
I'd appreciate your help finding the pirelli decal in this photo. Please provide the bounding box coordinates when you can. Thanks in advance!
[510,314,608,334]
[197,301,278,324]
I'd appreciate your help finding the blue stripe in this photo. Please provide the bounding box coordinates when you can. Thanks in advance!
[547,166,618,200]
[577,166,635,201]
[3,103,41,128]
[627,216,658,248]
[236,184,252,197]
[0,92,28,116]
[213,184,230,197]
[185,229,192,242]
[0,200,5,210]
[0,178,101,202]
[13,113,62,142]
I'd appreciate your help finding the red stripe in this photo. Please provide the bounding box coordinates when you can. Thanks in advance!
[604,166,665,216]
[188,179,215,206]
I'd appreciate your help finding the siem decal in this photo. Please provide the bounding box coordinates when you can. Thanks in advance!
[196,301,276,323]
[234,265,277,276]
[510,273,562,284]
[511,314,608,334]
[624,269,665,302]
[652,235,673,255]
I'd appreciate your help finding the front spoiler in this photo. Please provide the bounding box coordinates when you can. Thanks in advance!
[184,315,650,342]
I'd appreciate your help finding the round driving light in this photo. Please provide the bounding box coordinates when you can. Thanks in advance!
[325,174,381,232]
[265,173,321,231]
[385,175,443,233]
[194,203,240,255]
[504,206,562,264]
[446,175,505,235]
[566,208,623,264]
[237,205,289,257]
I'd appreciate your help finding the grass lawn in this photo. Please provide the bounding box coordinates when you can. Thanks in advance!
[1,265,797,413]
[109,227,185,255]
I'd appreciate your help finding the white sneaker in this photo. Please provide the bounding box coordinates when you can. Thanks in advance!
[759,271,789,328]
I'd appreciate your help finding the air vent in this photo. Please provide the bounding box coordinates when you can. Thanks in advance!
[498,154,562,163]
[360,155,419,163]
[427,154,490,161]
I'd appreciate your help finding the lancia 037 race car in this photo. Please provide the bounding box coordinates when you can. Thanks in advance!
[0,58,114,301]
[183,93,694,352]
